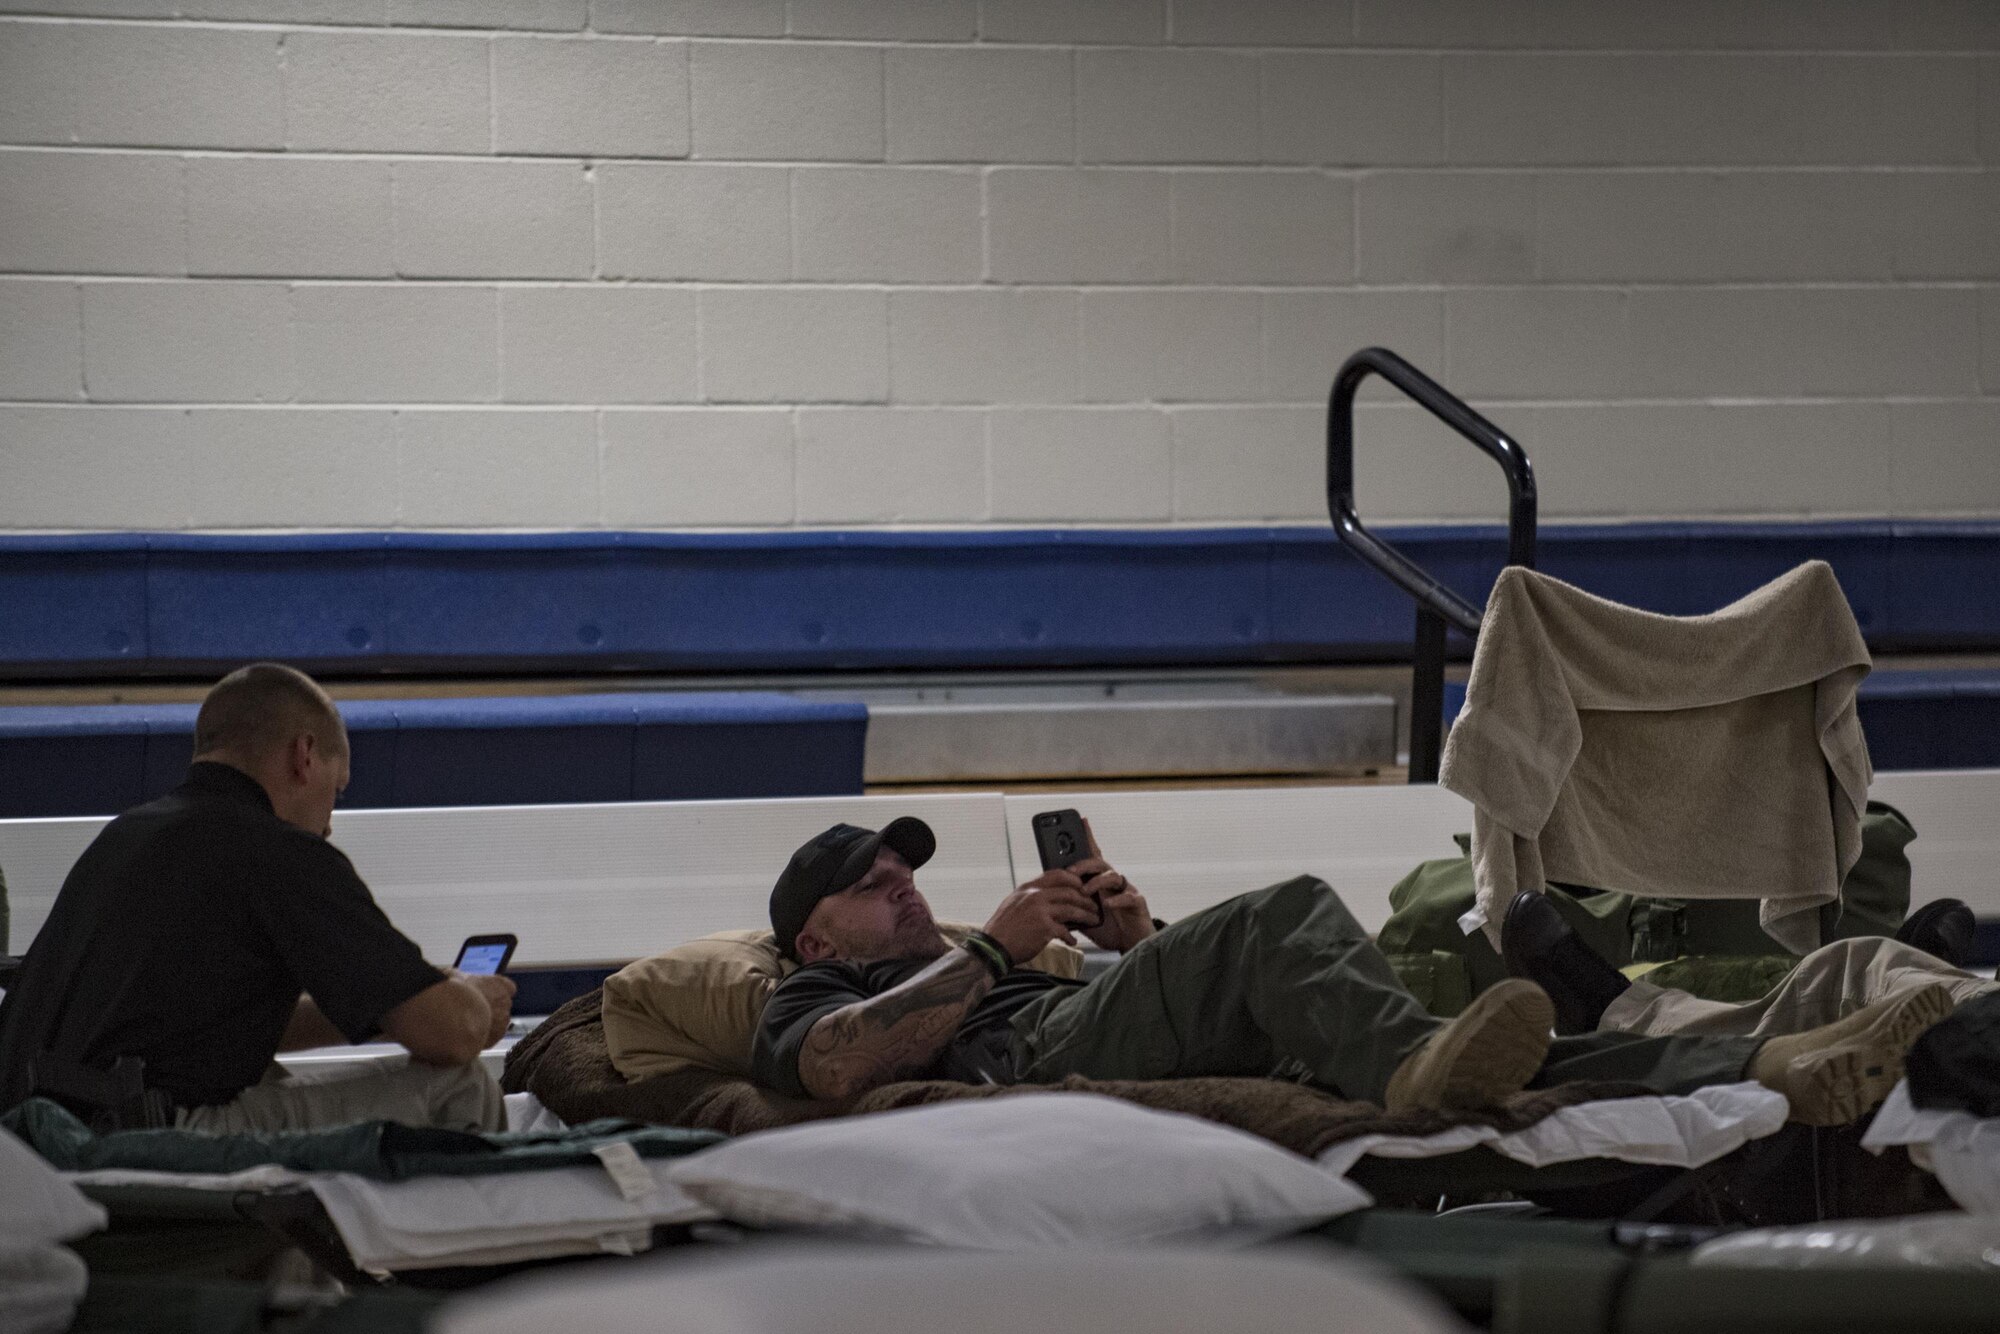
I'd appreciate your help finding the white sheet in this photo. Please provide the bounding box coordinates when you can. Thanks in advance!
[1862,1079,2000,1214]
[309,1164,716,1274]
[503,1091,569,1134]
[64,1164,308,1192]
[63,1129,721,1276]
[1317,1082,1788,1175]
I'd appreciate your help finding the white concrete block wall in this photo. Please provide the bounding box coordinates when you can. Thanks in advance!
[0,1,1995,532]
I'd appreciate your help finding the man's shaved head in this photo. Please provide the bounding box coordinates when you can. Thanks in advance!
[194,662,346,762]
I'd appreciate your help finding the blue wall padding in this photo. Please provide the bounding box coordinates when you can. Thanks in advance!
[0,707,159,819]
[509,965,620,1012]
[0,534,150,669]
[1888,522,2000,645]
[1439,669,2000,773]
[1850,671,2000,772]
[4,522,1998,677]
[0,693,867,818]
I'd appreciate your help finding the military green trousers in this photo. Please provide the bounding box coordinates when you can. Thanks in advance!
[1009,877,1762,1106]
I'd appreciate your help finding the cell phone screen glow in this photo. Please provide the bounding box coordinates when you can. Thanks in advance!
[457,943,510,975]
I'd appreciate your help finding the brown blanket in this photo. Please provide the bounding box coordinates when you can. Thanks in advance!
[504,989,1649,1161]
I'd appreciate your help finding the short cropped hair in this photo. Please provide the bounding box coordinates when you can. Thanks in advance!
[193,662,346,760]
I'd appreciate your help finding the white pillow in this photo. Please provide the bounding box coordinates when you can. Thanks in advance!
[661,1093,1369,1249]
[0,1128,104,1246]
[433,1242,1467,1334]
[0,1242,90,1334]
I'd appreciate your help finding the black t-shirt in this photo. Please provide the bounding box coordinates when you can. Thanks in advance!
[751,954,1081,1099]
[0,763,445,1111]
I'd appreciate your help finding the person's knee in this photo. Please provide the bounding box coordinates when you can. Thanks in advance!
[1253,875,1338,916]
[1811,935,1897,971]
[452,1072,505,1132]
[1175,875,1357,953]
[403,1059,504,1131]
[1237,875,1350,936]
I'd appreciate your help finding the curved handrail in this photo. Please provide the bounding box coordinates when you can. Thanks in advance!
[1325,346,1538,634]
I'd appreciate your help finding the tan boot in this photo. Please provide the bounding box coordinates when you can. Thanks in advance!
[1384,979,1555,1113]
[1749,983,1954,1126]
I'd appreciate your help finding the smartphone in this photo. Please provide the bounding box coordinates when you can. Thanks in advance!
[1032,808,1102,927]
[1032,808,1091,871]
[454,933,517,976]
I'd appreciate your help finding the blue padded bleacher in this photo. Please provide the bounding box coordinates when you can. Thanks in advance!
[5,522,1999,678]
[1850,670,2000,771]
[0,693,868,819]
[1441,668,2000,773]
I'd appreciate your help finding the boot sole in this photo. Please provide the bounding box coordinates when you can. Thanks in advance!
[1781,983,1954,1126]
[1390,980,1554,1112]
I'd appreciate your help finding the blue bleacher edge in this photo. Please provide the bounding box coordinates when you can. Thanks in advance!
[3,520,1996,675]
[0,693,869,816]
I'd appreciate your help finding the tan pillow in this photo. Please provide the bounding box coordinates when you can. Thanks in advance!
[602,925,1085,1082]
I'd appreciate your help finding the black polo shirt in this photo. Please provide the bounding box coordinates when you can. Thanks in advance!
[751,957,1081,1099]
[0,763,444,1111]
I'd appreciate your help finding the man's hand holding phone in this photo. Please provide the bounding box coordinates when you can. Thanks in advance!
[448,935,520,1048]
[450,970,517,1048]
[981,872,1101,963]
[1027,809,1156,954]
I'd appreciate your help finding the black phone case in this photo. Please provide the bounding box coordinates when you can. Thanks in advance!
[1032,809,1090,871]
[455,934,517,973]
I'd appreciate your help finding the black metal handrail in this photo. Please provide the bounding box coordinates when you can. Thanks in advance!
[1325,346,1538,783]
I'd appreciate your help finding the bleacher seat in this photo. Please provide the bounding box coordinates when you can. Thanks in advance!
[0,693,868,819]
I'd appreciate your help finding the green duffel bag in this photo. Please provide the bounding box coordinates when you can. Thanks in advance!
[1380,801,1916,1017]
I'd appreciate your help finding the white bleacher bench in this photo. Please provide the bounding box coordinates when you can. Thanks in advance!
[5,771,1997,969]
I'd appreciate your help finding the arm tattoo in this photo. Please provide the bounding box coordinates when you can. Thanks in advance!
[797,949,997,1101]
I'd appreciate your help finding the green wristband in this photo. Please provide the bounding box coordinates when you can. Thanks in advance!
[962,931,1012,982]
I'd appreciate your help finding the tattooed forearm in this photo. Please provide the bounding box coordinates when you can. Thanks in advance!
[797,949,996,1101]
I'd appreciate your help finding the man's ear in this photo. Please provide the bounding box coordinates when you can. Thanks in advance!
[793,929,834,965]
[287,732,318,783]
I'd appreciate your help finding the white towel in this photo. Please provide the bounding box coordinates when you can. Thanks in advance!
[1441,560,1871,952]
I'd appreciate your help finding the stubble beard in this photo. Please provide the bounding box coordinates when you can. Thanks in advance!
[895,910,949,961]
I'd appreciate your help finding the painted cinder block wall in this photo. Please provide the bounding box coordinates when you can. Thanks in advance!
[0,0,1996,533]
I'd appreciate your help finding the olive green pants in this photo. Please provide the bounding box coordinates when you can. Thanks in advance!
[1010,877,1761,1106]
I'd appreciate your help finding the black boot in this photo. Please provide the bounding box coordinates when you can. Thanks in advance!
[1896,898,1977,968]
[1499,891,1632,1036]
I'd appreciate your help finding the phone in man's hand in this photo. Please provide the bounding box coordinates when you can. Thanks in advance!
[1031,808,1103,927]
[454,934,517,976]
[1032,808,1090,871]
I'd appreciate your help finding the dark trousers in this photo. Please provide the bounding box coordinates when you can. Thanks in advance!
[1010,877,1762,1105]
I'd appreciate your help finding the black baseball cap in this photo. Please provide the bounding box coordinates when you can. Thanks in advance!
[769,817,936,958]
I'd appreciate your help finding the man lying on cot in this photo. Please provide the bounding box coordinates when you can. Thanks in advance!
[0,663,511,1133]
[751,819,1951,1125]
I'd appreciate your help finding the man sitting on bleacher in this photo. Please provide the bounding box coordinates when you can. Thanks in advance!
[752,820,1950,1125]
[0,663,511,1132]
